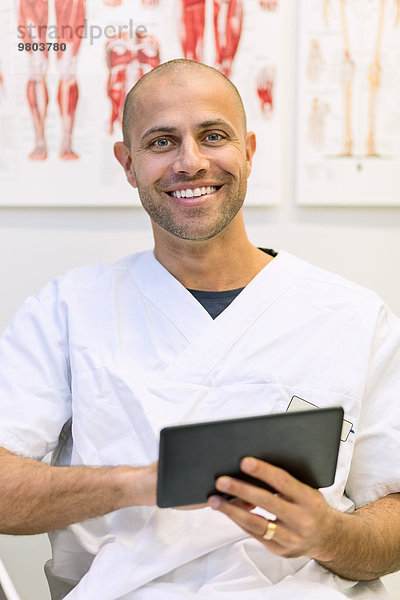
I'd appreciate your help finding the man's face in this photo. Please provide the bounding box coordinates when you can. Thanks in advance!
[121,73,256,241]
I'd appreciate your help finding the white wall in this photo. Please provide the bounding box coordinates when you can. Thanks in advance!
[1,3,400,598]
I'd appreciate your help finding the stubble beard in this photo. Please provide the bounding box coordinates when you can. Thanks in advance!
[136,178,248,242]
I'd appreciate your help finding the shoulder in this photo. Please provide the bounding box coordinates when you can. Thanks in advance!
[35,251,150,306]
[280,250,388,313]
[276,250,400,341]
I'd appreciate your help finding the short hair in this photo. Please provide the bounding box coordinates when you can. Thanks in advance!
[122,59,247,147]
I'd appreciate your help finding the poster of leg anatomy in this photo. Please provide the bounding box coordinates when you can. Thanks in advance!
[295,0,400,206]
[0,0,284,206]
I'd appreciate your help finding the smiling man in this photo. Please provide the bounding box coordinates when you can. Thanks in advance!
[0,59,400,600]
[114,59,271,292]
[117,64,250,241]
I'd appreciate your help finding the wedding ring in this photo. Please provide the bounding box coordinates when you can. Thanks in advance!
[262,521,277,541]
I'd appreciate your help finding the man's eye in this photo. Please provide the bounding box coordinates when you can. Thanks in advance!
[206,133,223,142]
[153,138,171,148]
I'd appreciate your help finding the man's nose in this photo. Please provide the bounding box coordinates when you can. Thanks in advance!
[172,138,210,176]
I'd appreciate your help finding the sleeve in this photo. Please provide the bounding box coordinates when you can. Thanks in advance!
[0,292,72,460]
[345,303,400,508]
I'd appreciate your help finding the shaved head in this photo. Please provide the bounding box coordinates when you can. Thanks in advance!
[122,59,247,148]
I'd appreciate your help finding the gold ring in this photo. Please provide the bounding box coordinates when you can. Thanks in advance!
[262,521,277,541]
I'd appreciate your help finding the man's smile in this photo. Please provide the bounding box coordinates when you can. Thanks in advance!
[167,185,222,199]
[164,185,223,206]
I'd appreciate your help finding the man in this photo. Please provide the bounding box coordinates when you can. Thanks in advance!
[0,59,399,599]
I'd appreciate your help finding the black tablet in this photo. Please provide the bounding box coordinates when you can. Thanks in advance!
[157,407,343,508]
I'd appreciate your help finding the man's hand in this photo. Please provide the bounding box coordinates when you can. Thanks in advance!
[120,462,208,511]
[207,457,337,561]
[207,457,400,581]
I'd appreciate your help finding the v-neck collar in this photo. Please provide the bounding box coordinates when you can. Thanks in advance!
[132,250,311,383]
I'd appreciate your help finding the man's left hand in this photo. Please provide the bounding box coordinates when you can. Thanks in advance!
[207,457,338,561]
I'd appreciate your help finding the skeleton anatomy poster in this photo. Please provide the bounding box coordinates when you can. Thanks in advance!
[295,0,400,206]
[0,0,284,207]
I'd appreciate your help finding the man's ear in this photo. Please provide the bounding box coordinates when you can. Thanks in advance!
[245,132,256,178]
[113,142,137,188]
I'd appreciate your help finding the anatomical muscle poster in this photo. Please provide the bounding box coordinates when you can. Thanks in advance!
[295,0,400,206]
[0,0,284,207]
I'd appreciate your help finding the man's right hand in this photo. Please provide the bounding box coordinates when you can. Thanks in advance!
[123,462,208,511]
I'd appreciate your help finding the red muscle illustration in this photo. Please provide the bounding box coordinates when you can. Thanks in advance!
[105,31,160,134]
[17,0,85,160]
[180,0,206,62]
[179,0,242,78]
[213,0,243,77]
[256,65,276,116]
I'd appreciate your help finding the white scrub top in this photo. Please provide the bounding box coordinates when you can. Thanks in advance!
[0,250,399,600]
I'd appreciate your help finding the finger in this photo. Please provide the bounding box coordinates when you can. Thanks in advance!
[240,457,313,504]
[214,475,297,525]
[228,498,256,511]
[208,496,303,554]
[206,494,255,511]
[208,495,274,539]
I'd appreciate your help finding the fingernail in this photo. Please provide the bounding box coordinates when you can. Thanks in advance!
[216,476,230,491]
[208,496,221,509]
[242,457,257,472]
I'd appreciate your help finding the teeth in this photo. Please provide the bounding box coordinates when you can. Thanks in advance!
[170,186,217,199]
